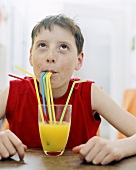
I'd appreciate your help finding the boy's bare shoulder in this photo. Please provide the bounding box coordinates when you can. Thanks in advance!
[0,86,10,119]
[0,86,9,97]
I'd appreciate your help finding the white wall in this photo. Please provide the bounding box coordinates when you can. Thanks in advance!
[62,2,130,104]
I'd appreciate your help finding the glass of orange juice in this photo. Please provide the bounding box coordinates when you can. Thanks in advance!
[38,104,72,156]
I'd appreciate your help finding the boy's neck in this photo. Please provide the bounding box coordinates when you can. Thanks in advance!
[52,82,69,99]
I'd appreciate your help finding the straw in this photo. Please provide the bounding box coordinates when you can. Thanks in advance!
[40,72,47,117]
[15,65,45,123]
[8,73,37,99]
[8,74,25,81]
[43,74,48,104]
[46,72,53,123]
[40,72,49,123]
[48,74,56,123]
[59,80,86,123]
[42,72,56,123]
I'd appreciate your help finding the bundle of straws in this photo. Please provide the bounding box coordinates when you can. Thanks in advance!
[9,66,86,124]
[40,72,55,124]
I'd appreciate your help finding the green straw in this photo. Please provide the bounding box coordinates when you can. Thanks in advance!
[59,80,86,123]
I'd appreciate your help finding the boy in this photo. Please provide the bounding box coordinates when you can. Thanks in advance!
[0,14,136,165]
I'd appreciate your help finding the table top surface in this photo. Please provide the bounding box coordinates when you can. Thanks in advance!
[1,149,136,170]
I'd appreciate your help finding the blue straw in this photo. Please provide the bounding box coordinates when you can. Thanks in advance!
[40,72,47,118]
[43,73,48,102]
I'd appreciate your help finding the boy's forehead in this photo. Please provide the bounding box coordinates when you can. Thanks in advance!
[35,25,72,36]
[34,25,74,40]
[32,25,77,49]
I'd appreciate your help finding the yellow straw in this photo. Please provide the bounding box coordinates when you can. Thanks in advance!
[15,65,44,123]
[46,72,52,123]
[59,80,86,123]
[48,74,56,123]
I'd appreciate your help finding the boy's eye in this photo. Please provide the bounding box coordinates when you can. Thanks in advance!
[39,43,46,48]
[59,44,68,50]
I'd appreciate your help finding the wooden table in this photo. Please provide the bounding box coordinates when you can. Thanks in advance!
[1,149,136,170]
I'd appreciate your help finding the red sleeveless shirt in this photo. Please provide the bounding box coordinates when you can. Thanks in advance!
[6,77,101,149]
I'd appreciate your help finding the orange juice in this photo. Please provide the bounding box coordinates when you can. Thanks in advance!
[39,121,70,156]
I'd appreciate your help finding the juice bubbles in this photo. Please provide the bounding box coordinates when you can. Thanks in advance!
[39,121,71,156]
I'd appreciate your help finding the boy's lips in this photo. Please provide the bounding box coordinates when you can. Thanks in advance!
[43,70,58,74]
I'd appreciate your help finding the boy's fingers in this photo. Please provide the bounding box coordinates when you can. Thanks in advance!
[2,136,17,156]
[23,144,27,151]
[7,131,26,160]
[0,142,10,158]
[72,144,85,153]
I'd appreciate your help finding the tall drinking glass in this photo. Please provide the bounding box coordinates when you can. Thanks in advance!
[38,104,72,156]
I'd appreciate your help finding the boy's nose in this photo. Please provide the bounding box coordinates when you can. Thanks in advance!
[46,50,56,63]
[46,58,56,63]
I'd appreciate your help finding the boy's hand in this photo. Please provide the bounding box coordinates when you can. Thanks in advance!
[0,130,27,160]
[72,136,124,165]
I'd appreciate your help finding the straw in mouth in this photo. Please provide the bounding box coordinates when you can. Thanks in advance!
[40,72,47,120]
[46,73,56,123]
[40,71,56,124]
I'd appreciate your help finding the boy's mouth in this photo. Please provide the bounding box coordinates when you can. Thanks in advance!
[43,70,57,74]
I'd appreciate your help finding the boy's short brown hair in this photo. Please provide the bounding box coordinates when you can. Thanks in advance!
[31,14,84,54]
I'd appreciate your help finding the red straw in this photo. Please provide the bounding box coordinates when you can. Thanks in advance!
[8,74,25,80]
[43,112,49,123]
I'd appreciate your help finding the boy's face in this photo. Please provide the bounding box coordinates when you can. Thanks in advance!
[29,25,83,92]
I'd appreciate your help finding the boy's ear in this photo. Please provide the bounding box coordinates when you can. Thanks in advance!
[29,48,33,66]
[75,52,84,70]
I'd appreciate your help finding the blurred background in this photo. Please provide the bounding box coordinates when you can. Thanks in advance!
[1,0,136,139]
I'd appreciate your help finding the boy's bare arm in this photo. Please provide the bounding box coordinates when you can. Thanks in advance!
[91,83,136,137]
[0,86,27,160]
[0,87,9,120]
